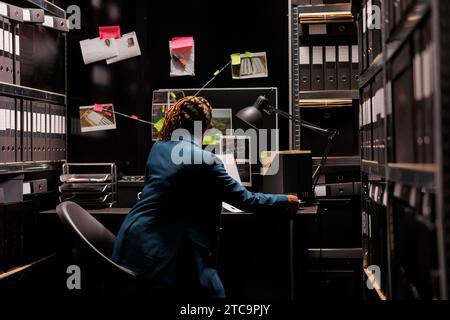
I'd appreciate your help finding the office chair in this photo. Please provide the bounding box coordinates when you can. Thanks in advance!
[56,201,137,295]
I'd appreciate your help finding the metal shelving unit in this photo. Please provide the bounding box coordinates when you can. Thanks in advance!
[355,0,449,299]
[0,0,67,171]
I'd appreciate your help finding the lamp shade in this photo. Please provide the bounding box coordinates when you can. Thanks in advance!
[236,105,264,129]
[236,95,271,129]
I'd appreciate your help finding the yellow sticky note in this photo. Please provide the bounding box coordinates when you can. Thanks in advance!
[231,53,241,66]
[245,51,253,58]
[213,70,220,77]
[154,118,165,132]
[170,92,177,99]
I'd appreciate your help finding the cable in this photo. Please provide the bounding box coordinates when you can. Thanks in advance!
[194,61,232,97]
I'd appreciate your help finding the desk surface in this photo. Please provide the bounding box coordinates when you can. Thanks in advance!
[41,204,319,216]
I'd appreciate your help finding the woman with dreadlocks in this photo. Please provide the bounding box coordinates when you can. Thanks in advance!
[112,96,299,298]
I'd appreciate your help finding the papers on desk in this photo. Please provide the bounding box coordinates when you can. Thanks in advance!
[222,202,243,213]
[79,31,141,65]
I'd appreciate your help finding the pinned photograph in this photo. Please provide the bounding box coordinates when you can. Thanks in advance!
[79,104,117,132]
[219,136,252,187]
[79,37,119,65]
[169,36,195,77]
[231,52,268,79]
[107,32,142,64]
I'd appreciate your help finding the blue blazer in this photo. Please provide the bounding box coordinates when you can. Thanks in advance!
[112,136,288,297]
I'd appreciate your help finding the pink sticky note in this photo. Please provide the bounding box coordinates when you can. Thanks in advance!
[93,104,103,112]
[171,36,193,51]
[99,26,121,39]
[131,115,139,120]
[103,111,112,117]
[104,104,112,109]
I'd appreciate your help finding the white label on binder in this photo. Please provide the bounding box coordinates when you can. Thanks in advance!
[43,15,54,28]
[46,114,50,133]
[62,116,66,134]
[309,24,327,35]
[17,111,20,131]
[363,4,367,33]
[0,3,7,16]
[393,182,402,198]
[23,182,31,195]
[51,115,56,133]
[4,29,9,53]
[41,114,45,133]
[315,185,327,197]
[409,187,417,208]
[312,46,322,65]
[0,28,3,51]
[23,9,31,22]
[423,45,433,98]
[299,47,310,65]
[352,45,359,63]
[9,32,12,55]
[27,111,31,133]
[325,46,336,62]
[57,115,61,134]
[36,113,40,133]
[382,188,388,207]
[5,108,10,129]
[0,109,5,130]
[22,111,27,132]
[338,46,349,62]
[11,110,15,130]
[33,113,37,133]
[15,34,19,56]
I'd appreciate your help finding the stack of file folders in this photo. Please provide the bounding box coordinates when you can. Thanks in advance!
[59,174,116,208]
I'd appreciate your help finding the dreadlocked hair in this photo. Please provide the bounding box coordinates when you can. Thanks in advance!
[158,96,213,141]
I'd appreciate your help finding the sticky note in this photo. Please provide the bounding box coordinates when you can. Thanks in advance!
[170,92,177,99]
[245,51,253,58]
[231,53,241,66]
[213,70,220,77]
[131,115,139,120]
[154,118,165,132]
[93,104,103,112]
[103,111,113,117]
[104,104,112,109]
[171,36,193,51]
[99,26,121,39]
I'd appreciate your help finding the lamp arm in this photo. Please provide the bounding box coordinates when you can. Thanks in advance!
[267,104,338,194]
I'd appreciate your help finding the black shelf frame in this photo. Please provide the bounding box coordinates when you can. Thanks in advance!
[358,53,383,89]
[24,0,66,18]
[0,82,66,105]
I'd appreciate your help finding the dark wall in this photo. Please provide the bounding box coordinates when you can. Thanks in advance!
[64,0,289,175]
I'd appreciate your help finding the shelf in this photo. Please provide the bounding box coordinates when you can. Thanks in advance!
[0,254,55,283]
[387,163,436,191]
[24,0,66,18]
[299,90,359,100]
[313,155,361,167]
[363,267,387,300]
[0,161,64,175]
[350,0,362,16]
[0,82,66,105]
[296,3,353,24]
[308,248,363,259]
[385,0,431,63]
[361,160,386,177]
[358,53,383,89]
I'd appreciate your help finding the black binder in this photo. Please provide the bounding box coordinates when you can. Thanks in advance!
[299,44,311,91]
[0,96,6,162]
[3,17,13,83]
[311,46,324,91]
[324,46,337,90]
[337,45,350,90]
[351,45,360,89]
[14,98,21,162]
[412,28,424,163]
[13,23,20,85]
[392,44,415,163]
[362,2,368,71]
[0,17,6,83]
[421,18,434,163]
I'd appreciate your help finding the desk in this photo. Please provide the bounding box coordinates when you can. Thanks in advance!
[41,204,319,299]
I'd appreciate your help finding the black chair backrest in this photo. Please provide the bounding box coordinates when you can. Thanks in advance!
[56,201,136,277]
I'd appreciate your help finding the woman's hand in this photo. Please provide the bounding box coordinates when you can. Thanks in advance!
[286,194,299,213]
